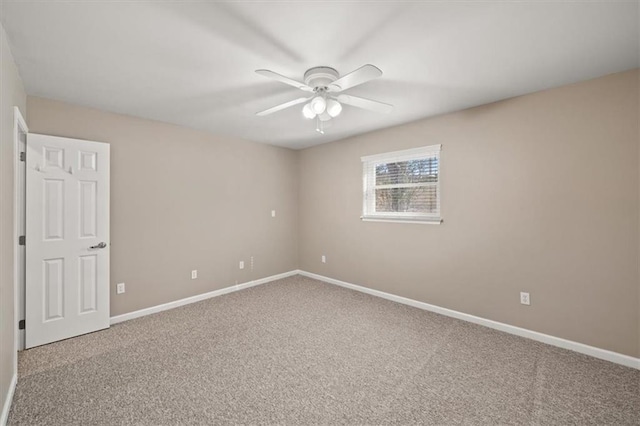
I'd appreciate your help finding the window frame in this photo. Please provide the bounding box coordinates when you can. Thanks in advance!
[361,145,442,224]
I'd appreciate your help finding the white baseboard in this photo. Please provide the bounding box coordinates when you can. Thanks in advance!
[0,374,17,426]
[110,270,298,325]
[297,270,640,370]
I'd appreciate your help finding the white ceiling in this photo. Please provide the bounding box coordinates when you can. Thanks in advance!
[2,1,638,149]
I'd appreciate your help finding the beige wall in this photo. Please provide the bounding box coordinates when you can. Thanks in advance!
[0,22,27,419]
[27,97,298,317]
[299,69,640,357]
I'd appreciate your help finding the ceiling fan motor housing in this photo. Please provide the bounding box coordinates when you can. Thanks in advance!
[304,66,339,91]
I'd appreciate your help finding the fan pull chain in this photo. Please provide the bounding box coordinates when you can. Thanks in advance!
[316,117,324,134]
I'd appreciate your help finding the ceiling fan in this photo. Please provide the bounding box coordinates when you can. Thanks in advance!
[255,64,393,134]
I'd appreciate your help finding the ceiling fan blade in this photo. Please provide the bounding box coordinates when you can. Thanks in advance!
[256,96,312,116]
[256,69,314,92]
[337,94,393,114]
[328,64,383,92]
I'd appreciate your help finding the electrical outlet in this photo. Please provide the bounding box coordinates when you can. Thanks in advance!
[116,283,125,294]
[271,210,276,217]
[191,270,198,279]
[321,255,326,264]
[239,261,245,270]
[520,292,530,306]
[250,256,254,270]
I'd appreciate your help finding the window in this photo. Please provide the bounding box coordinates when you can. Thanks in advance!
[361,145,441,223]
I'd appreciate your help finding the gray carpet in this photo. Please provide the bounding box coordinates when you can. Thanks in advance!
[8,275,640,425]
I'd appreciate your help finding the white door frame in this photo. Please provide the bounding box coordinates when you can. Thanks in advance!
[13,107,28,363]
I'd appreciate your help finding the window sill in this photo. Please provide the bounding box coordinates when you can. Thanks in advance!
[361,217,443,225]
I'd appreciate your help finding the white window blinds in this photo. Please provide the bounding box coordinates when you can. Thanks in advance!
[361,145,441,223]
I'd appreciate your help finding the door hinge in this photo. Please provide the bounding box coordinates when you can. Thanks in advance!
[19,152,25,162]
[18,320,25,330]
[19,235,25,246]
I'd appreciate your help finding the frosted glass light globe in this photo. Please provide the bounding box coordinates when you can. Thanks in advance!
[326,99,342,117]
[302,103,316,119]
[311,96,327,114]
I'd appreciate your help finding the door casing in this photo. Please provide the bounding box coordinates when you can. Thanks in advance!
[13,107,28,360]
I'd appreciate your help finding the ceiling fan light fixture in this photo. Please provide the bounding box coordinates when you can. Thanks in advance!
[326,99,342,117]
[302,103,316,119]
[311,96,327,114]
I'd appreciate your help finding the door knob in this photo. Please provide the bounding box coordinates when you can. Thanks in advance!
[89,242,107,249]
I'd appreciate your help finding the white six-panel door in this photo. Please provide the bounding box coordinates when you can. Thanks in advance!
[26,134,110,348]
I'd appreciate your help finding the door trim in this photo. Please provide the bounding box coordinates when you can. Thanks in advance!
[13,107,28,370]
